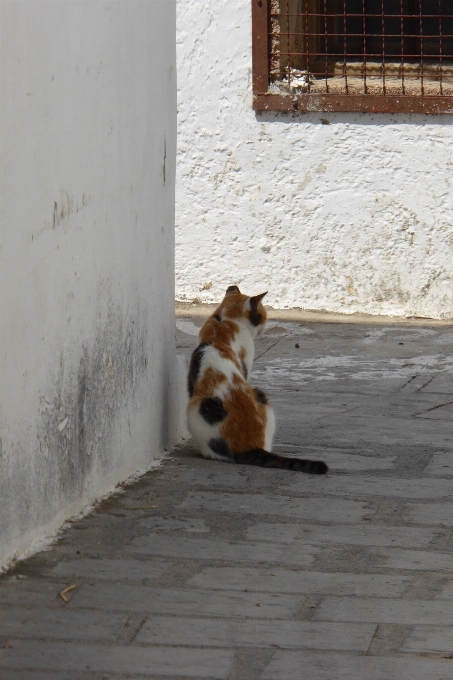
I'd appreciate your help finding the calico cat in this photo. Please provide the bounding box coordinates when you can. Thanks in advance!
[187,285,328,474]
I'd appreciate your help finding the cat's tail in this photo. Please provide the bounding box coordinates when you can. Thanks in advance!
[233,449,328,474]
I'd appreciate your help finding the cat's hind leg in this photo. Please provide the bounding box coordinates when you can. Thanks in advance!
[252,387,275,452]
[187,398,233,463]
[264,403,275,452]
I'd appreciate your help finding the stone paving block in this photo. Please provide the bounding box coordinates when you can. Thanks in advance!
[135,615,376,652]
[245,522,438,548]
[313,597,453,625]
[277,380,398,398]
[69,583,300,619]
[274,447,396,472]
[0,580,67,607]
[0,673,79,680]
[378,548,453,571]
[395,374,442,395]
[401,626,453,654]
[422,374,453,395]
[181,467,250,489]
[51,559,168,581]
[260,650,453,680]
[137,517,210,533]
[407,503,453,526]
[179,492,372,523]
[272,400,372,419]
[366,622,408,654]
[281,475,453,499]
[100,677,210,680]
[180,454,394,479]
[415,403,453,421]
[0,607,127,641]
[224,648,276,680]
[0,641,234,678]
[435,581,453,600]
[187,567,409,597]
[272,404,353,423]
[307,414,453,447]
[103,676,219,680]
[424,452,453,476]
[127,534,319,566]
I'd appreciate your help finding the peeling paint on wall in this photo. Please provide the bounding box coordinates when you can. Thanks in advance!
[176,0,453,320]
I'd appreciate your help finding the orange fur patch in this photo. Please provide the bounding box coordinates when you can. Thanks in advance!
[199,317,239,346]
[220,291,268,327]
[220,374,266,452]
[189,368,226,410]
[198,306,243,372]
[221,294,249,319]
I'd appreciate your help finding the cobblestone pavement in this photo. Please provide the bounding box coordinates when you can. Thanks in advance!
[1,313,452,679]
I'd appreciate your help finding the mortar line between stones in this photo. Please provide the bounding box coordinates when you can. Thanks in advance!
[254,340,281,361]
[416,375,434,392]
[364,623,380,654]
[399,374,418,390]
[129,614,148,643]
[413,400,453,417]
[424,400,453,413]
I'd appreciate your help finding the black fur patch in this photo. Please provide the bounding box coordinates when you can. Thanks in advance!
[213,314,221,322]
[240,360,248,380]
[233,448,328,474]
[208,437,232,459]
[187,343,210,397]
[249,310,262,327]
[226,285,240,294]
[199,397,227,425]
[290,459,328,474]
[234,449,272,466]
[253,387,268,404]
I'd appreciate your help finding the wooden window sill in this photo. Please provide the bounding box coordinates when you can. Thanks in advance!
[253,93,453,114]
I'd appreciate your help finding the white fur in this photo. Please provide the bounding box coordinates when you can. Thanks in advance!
[264,404,276,452]
[188,344,238,461]
[187,405,230,461]
[198,344,243,398]
[230,320,255,376]
[230,299,267,375]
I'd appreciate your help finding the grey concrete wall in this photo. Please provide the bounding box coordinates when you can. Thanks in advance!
[0,0,180,569]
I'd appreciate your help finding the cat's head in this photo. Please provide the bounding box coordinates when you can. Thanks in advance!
[221,285,268,337]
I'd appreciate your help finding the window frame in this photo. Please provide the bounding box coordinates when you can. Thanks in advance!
[251,0,453,113]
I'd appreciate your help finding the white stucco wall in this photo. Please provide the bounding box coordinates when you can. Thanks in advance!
[0,0,180,569]
[176,0,453,319]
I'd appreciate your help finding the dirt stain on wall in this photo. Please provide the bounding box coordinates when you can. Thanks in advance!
[33,303,148,525]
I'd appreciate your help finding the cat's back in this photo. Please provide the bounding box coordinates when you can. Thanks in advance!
[187,321,243,401]
[187,288,263,400]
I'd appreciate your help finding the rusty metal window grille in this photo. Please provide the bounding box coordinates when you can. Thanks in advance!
[252,0,453,112]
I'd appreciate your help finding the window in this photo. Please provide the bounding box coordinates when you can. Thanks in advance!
[252,0,453,112]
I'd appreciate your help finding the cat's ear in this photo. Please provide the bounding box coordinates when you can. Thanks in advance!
[226,285,241,295]
[246,292,267,328]
[249,291,267,309]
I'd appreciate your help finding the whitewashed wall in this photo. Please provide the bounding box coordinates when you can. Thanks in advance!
[176,0,453,319]
[0,1,180,569]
